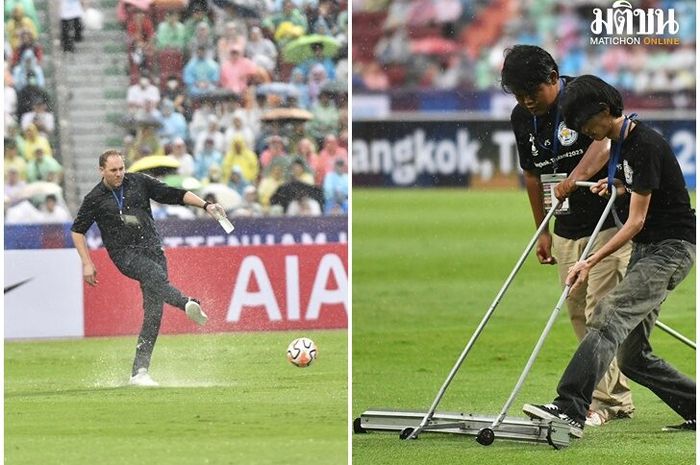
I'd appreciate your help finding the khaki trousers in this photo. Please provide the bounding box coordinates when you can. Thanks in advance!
[553,228,635,420]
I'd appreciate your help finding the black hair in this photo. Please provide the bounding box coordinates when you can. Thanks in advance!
[500,45,559,95]
[560,75,624,131]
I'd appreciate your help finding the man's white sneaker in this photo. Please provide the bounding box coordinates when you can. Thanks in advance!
[129,368,159,387]
[185,299,208,326]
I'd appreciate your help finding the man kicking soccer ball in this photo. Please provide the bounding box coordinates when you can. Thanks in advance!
[523,75,695,438]
[71,149,226,386]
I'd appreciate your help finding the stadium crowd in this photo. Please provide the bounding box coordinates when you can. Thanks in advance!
[118,0,348,219]
[5,0,349,225]
[4,0,73,224]
[352,0,695,99]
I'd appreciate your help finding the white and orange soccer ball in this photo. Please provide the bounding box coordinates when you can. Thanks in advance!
[286,337,317,368]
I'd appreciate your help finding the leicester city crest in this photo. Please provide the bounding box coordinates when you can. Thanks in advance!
[557,122,578,146]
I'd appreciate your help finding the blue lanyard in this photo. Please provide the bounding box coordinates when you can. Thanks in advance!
[532,78,565,173]
[608,114,637,190]
[111,185,125,214]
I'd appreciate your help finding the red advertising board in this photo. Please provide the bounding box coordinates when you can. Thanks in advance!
[84,244,348,336]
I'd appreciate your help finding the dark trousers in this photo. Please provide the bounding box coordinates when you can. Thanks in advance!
[554,240,696,423]
[61,17,83,52]
[112,247,190,376]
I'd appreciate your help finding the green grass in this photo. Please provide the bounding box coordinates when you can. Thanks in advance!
[352,188,695,465]
[6,330,347,465]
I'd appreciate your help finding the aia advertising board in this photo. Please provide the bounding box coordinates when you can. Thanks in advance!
[352,119,695,188]
[84,244,347,336]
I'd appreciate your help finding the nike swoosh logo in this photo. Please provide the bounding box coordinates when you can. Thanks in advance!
[4,278,33,294]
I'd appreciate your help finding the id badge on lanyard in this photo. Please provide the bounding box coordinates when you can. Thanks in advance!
[541,173,570,216]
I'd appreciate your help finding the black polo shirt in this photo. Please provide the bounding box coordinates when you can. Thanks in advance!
[619,122,695,244]
[511,76,624,240]
[71,172,188,256]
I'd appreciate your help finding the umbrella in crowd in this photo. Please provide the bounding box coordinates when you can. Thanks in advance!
[128,155,180,173]
[199,183,242,211]
[270,181,324,212]
[261,107,313,122]
[190,89,241,105]
[19,181,64,204]
[256,82,300,100]
[162,174,202,191]
[211,0,261,19]
[282,34,340,64]
[320,80,348,96]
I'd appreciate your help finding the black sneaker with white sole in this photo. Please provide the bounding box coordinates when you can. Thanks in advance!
[523,403,584,438]
[662,419,695,432]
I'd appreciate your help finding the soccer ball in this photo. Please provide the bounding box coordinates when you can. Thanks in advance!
[287,337,317,368]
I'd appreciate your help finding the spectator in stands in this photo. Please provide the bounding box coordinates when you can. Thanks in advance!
[167,137,195,177]
[136,98,161,122]
[157,98,188,146]
[205,164,224,185]
[223,110,255,152]
[15,71,50,120]
[127,9,156,74]
[309,0,338,35]
[26,147,63,182]
[289,68,311,109]
[307,90,339,145]
[182,4,212,46]
[259,134,290,170]
[21,99,54,135]
[161,74,189,117]
[222,135,259,184]
[21,123,52,160]
[193,137,223,181]
[38,193,72,223]
[307,63,328,105]
[12,49,44,91]
[4,1,40,34]
[314,134,347,185]
[361,61,389,91]
[294,137,318,175]
[188,98,215,142]
[219,47,258,95]
[11,28,43,67]
[156,10,187,51]
[194,114,225,155]
[6,4,37,51]
[128,124,164,163]
[263,0,307,44]
[296,42,337,81]
[4,166,26,205]
[60,0,84,53]
[289,157,314,185]
[127,73,161,113]
[257,161,286,210]
[217,21,247,64]
[287,196,322,216]
[4,69,18,130]
[245,26,277,68]
[323,157,347,214]
[4,138,27,180]
[226,165,250,196]
[189,20,215,60]
[233,185,263,217]
[183,44,220,96]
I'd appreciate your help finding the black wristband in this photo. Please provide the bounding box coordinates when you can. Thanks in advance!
[202,201,211,210]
